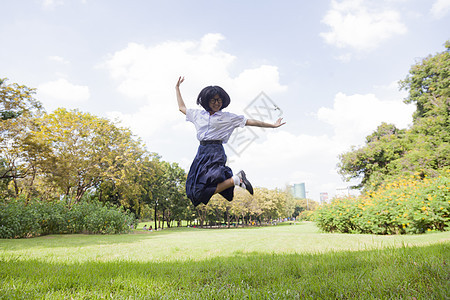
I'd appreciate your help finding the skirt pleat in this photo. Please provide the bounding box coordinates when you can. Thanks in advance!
[186,144,234,206]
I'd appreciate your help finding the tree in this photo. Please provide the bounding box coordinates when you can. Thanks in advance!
[34,108,146,204]
[400,41,450,121]
[338,41,450,190]
[0,78,44,198]
[0,78,42,126]
[158,161,188,228]
[398,41,450,177]
[338,123,409,188]
[229,188,254,225]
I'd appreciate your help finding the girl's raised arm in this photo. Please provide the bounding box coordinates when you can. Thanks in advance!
[175,76,187,115]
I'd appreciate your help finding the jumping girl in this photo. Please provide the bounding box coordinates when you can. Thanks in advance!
[176,76,285,207]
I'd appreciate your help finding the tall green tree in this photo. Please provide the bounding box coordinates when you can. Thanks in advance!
[399,41,450,176]
[400,41,450,121]
[155,161,187,228]
[339,41,450,190]
[338,123,409,188]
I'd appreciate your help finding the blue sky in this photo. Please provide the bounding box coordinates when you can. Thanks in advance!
[1,0,449,201]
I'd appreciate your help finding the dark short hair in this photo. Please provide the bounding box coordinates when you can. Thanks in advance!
[196,85,231,111]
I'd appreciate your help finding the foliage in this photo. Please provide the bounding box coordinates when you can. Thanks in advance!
[0,78,43,127]
[0,199,137,238]
[291,197,318,218]
[297,210,315,221]
[81,201,137,234]
[339,42,450,190]
[31,108,148,204]
[193,186,301,227]
[315,173,450,234]
[338,123,409,189]
[0,197,41,239]
[400,40,450,121]
[0,78,44,197]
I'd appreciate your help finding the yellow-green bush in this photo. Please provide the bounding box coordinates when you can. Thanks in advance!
[297,210,314,221]
[315,173,450,234]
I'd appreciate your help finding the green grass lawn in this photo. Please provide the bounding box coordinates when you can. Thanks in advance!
[1,222,449,299]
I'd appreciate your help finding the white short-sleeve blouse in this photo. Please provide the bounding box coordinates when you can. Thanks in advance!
[186,109,247,143]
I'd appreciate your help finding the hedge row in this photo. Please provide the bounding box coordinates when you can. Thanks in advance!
[314,173,450,234]
[0,199,137,239]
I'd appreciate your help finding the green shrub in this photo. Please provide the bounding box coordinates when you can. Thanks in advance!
[83,202,136,234]
[32,201,69,235]
[0,199,137,238]
[315,173,450,234]
[0,199,40,238]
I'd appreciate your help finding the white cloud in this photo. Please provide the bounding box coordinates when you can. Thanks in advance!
[48,56,70,64]
[430,0,450,19]
[37,78,90,110]
[42,0,64,9]
[317,92,414,148]
[102,33,287,139]
[320,0,407,51]
[372,80,408,101]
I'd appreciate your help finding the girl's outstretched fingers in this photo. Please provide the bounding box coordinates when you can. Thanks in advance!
[274,117,286,128]
[176,76,184,87]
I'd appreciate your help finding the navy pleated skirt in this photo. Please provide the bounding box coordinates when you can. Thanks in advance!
[186,143,234,206]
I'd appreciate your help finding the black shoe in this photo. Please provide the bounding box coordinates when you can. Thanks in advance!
[236,170,253,195]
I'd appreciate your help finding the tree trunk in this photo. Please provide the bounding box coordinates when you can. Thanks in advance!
[154,204,158,230]
[75,186,85,204]
[26,166,37,203]
[12,176,19,197]
[166,210,171,228]
[161,209,165,229]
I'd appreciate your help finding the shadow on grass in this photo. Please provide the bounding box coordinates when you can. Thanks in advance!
[1,243,448,299]
[0,231,168,250]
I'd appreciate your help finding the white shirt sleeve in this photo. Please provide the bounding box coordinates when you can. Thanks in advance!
[227,112,247,128]
[186,108,196,123]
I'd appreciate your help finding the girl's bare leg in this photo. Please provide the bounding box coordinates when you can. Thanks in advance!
[214,178,234,194]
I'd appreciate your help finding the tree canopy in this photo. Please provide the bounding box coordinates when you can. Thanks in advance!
[339,42,450,190]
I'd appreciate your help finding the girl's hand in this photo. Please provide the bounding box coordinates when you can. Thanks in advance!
[176,76,184,88]
[176,76,187,115]
[273,118,286,128]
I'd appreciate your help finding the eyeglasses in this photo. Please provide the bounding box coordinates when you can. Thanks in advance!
[209,98,223,104]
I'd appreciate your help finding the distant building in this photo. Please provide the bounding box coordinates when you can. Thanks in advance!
[336,187,350,197]
[291,183,306,199]
[320,192,329,204]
